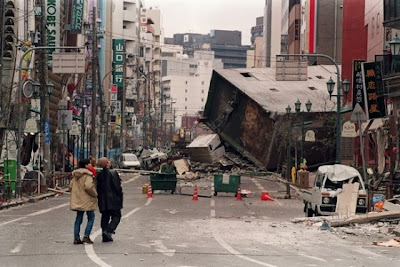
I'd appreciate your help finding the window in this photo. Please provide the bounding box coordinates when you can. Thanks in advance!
[185,98,187,101]
[201,98,204,102]
[376,13,380,35]
[185,89,187,93]
[201,89,204,93]
[294,19,300,40]
[185,106,187,110]
[185,81,188,84]
[202,81,204,85]
[371,17,375,38]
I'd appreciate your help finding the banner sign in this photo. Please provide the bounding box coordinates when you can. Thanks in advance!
[361,62,387,119]
[352,60,366,111]
[69,0,84,34]
[112,39,124,90]
[46,0,61,63]
[44,120,51,144]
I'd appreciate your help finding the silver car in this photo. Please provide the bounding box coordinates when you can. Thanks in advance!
[115,153,141,169]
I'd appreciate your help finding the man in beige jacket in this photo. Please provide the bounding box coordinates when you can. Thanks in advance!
[70,158,98,244]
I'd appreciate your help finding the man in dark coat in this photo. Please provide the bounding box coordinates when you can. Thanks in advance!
[97,157,123,242]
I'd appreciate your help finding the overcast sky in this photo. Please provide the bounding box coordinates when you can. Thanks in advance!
[144,0,265,45]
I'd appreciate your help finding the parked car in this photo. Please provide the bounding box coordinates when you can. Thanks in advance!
[302,164,368,217]
[115,153,141,169]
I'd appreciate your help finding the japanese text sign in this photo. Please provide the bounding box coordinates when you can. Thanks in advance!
[361,62,387,119]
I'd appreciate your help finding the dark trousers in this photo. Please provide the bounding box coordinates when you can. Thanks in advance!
[101,209,121,233]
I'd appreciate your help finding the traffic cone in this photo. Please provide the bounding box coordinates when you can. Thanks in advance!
[192,184,199,201]
[260,191,274,201]
[236,185,242,201]
[147,182,153,198]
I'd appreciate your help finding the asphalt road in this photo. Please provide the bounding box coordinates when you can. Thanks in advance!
[0,173,399,267]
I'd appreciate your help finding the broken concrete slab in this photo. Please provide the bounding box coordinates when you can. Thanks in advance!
[384,201,400,212]
[335,183,359,217]
[173,159,190,175]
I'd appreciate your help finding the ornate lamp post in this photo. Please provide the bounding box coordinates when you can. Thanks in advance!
[327,77,350,163]
[390,33,400,71]
[294,99,312,165]
[285,104,294,198]
[74,96,90,160]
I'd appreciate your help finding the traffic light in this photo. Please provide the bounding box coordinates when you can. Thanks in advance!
[3,1,16,59]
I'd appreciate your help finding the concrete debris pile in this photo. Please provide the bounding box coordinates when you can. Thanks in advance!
[185,133,262,173]
[292,196,400,247]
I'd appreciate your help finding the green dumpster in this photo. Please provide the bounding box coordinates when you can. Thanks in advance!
[3,159,17,193]
[150,173,177,194]
[213,173,241,196]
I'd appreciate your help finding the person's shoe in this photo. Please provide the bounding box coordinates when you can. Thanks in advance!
[82,236,93,244]
[102,231,113,242]
[73,238,83,245]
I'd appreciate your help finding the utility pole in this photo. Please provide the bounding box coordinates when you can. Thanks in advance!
[90,7,97,159]
[0,0,5,158]
[40,0,50,185]
[120,40,127,152]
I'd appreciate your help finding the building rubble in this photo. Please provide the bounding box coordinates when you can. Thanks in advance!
[291,196,400,247]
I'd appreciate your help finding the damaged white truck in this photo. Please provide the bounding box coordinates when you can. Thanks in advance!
[303,164,368,217]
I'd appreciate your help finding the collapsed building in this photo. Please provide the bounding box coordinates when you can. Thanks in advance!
[202,64,342,170]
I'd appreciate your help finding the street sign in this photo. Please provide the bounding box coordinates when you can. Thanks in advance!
[350,103,367,123]
[342,121,357,138]
[304,130,315,142]
[58,110,73,130]
[24,118,39,133]
[44,120,50,144]
[52,52,86,73]
[70,122,80,136]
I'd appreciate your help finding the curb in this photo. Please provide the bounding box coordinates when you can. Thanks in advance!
[0,192,57,210]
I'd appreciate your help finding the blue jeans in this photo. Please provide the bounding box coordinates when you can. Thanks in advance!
[74,211,95,240]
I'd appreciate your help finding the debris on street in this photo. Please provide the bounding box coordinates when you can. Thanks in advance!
[186,134,225,163]
[373,238,400,247]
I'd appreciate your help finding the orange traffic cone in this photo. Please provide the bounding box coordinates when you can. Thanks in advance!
[192,184,199,201]
[260,191,274,201]
[147,182,153,198]
[236,185,242,201]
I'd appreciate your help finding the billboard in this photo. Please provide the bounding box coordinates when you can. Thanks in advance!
[352,60,366,111]
[361,62,387,119]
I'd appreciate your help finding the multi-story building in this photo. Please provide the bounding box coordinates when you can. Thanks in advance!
[110,0,142,150]
[251,17,264,45]
[172,30,250,69]
[299,0,343,65]
[161,50,223,130]
[139,7,163,147]
[263,0,281,67]
[248,17,264,68]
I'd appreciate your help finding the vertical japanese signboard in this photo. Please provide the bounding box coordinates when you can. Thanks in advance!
[46,0,60,63]
[352,60,366,111]
[361,62,387,119]
[112,39,124,101]
[69,0,84,34]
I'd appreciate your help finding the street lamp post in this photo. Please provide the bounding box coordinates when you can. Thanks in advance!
[278,53,350,164]
[285,105,294,198]
[17,46,82,193]
[326,77,350,163]
[74,96,90,160]
[294,99,312,165]
[390,33,400,71]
